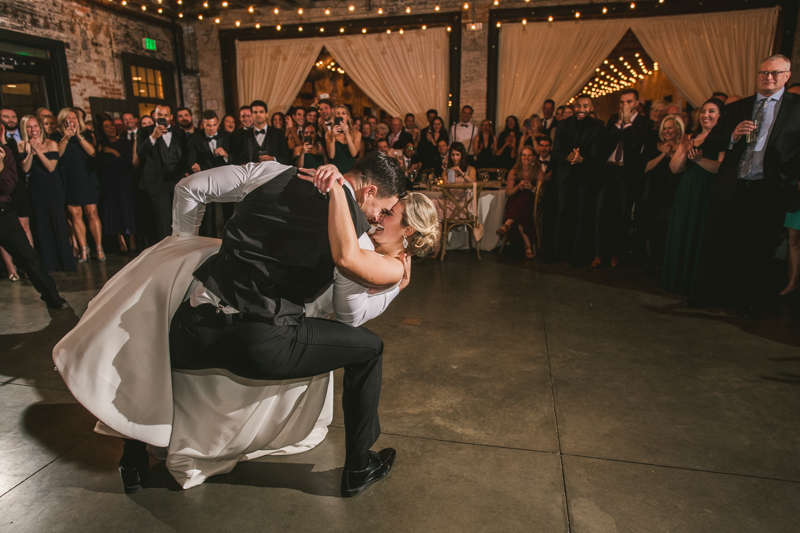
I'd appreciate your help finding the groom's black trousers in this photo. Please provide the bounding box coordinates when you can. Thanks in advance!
[168,299,383,469]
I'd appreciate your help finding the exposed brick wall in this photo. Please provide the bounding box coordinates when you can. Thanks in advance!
[0,0,194,115]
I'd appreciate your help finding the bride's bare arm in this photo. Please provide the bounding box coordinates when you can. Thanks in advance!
[326,182,404,287]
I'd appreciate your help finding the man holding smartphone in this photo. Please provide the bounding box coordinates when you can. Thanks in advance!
[137,103,189,241]
[230,100,291,165]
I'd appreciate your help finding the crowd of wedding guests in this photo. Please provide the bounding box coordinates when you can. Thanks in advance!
[1,53,798,318]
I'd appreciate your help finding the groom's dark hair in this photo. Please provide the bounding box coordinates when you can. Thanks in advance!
[348,151,407,199]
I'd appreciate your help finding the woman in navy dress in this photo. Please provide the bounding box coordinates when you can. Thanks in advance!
[98,117,139,254]
[19,115,75,272]
[55,108,104,262]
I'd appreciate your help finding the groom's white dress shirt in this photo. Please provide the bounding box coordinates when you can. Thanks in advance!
[172,161,400,322]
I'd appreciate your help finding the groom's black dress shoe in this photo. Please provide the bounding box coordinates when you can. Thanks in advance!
[119,446,149,494]
[340,448,396,498]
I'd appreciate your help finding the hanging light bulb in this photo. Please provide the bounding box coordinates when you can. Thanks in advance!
[340,27,344,33]
[141,4,146,10]
[446,26,451,32]
[273,7,278,15]
[522,19,527,25]
[157,8,163,13]
[178,12,183,17]
[214,17,220,23]
[435,5,440,11]
[463,3,469,10]
[378,8,383,14]
[575,12,580,18]
[235,20,240,26]
[222,1,228,7]
[255,22,260,28]
[248,5,254,13]
[297,26,301,31]
[496,22,501,27]
[406,7,411,13]
[386,29,391,34]
[298,8,303,15]
[197,13,202,19]
[203,1,208,7]
[422,25,427,30]
[399,28,404,34]
[494,0,498,5]
[548,16,553,22]
[602,7,608,13]
[630,2,635,8]
[362,28,367,33]
[325,8,330,15]
[319,27,324,32]
[348,5,355,11]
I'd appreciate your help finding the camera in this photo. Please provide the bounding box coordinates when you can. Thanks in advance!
[334,117,343,126]
[156,118,168,127]
[522,119,530,129]
[303,135,313,144]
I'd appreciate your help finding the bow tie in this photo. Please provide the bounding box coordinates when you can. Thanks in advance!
[254,129,266,135]
[460,123,470,128]
[207,135,218,141]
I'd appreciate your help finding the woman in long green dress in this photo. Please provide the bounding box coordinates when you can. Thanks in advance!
[662,98,725,295]
[326,104,361,174]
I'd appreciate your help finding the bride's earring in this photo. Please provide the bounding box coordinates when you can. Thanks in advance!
[403,235,408,249]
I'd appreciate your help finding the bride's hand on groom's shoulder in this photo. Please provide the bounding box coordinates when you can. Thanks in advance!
[298,165,343,193]
[398,253,412,291]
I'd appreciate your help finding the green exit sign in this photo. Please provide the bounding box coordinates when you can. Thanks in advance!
[142,38,157,51]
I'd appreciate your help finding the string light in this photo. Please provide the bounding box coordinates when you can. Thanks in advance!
[348,5,355,11]
[548,16,553,22]
[603,7,608,13]
[273,7,278,14]
[177,0,181,4]
[203,1,208,7]
[435,5,440,11]
[446,26,451,31]
[496,22,501,27]
[248,5,254,13]
[494,0,498,5]
[378,8,383,14]
[340,27,345,32]
[386,29,391,34]
[178,12,183,17]
[575,12,580,18]
[197,13,202,19]
[463,3,469,9]
[255,22,260,28]
[235,20,240,26]
[362,28,367,33]
[214,17,220,23]
[222,1,227,7]
[422,25,427,30]
[141,4,146,10]
[157,8,162,13]
[298,26,302,31]
[522,19,527,25]
[399,28,404,34]
[630,2,635,8]
[325,8,330,15]
[406,7,411,13]
[298,8,303,14]
[319,27,324,32]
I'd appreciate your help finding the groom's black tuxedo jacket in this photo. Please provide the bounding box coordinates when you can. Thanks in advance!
[194,167,370,326]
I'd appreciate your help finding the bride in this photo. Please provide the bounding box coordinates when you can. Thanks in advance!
[53,161,439,491]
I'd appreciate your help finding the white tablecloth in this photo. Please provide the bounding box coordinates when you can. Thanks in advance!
[420,187,507,251]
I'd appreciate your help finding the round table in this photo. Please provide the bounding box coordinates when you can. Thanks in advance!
[419,184,507,251]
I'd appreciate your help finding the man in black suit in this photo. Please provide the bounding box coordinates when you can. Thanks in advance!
[536,136,559,256]
[119,153,407,498]
[187,110,232,237]
[541,99,558,138]
[230,100,291,166]
[688,54,800,317]
[552,95,605,266]
[387,117,413,149]
[593,89,653,267]
[137,102,189,241]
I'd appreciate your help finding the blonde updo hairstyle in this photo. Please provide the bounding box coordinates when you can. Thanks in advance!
[399,192,440,259]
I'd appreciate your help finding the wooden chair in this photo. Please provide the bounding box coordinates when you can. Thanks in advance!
[440,181,486,261]
[477,167,508,183]
[498,180,546,256]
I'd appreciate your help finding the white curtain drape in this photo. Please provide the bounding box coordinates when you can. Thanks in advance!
[630,8,779,107]
[236,38,323,114]
[497,19,629,123]
[235,29,448,124]
[497,8,780,119]
[324,29,449,127]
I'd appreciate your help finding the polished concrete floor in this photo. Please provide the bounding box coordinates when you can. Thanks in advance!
[1,249,799,532]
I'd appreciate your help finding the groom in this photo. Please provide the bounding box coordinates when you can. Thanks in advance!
[120,152,407,497]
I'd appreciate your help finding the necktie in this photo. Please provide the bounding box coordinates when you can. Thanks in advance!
[738,97,770,178]
[128,132,135,141]
[614,137,624,163]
